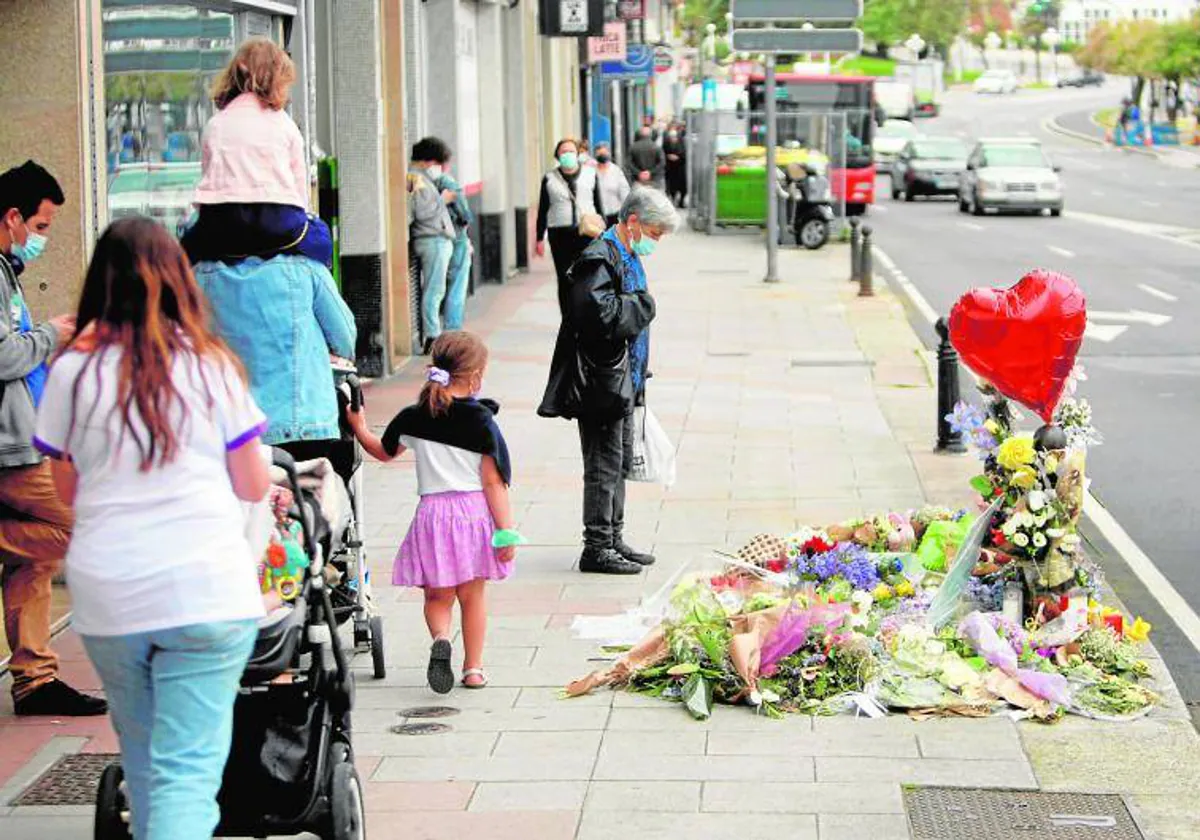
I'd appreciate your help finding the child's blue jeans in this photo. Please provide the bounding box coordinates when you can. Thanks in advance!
[82,620,257,840]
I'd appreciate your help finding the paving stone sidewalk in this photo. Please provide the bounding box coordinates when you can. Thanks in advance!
[2,228,1198,839]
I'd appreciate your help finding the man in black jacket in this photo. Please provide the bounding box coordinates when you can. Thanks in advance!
[538,188,679,575]
[626,127,665,190]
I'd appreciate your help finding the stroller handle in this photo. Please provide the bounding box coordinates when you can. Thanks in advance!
[269,447,317,560]
[346,374,362,412]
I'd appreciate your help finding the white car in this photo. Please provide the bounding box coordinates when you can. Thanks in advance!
[973,69,1018,95]
[959,138,1064,216]
[873,119,919,166]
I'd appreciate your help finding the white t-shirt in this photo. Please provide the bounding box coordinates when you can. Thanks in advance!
[34,346,268,637]
[400,436,484,496]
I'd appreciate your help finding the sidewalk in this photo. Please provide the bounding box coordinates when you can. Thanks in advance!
[2,228,1198,839]
[1051,109,1200,170]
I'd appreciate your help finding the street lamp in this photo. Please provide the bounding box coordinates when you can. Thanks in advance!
[1043,27,1061,87]
[905,33,926,60]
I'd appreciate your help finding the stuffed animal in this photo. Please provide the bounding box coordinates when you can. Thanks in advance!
[260,521,307,601]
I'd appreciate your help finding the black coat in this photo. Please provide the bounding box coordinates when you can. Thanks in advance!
[537,238,655,421]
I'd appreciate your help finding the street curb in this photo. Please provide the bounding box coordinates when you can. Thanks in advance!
[1042,113,1158,158]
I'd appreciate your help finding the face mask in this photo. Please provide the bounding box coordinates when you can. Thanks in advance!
[426,164,443,179]
[630,224,656,257]
[558,152,579,170]
[12,224,47,263]
[595,154,611,164]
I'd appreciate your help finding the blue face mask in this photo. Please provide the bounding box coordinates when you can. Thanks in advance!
[12,225,47,263]
[558,152,579,170]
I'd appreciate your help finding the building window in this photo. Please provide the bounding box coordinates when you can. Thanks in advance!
[101,3,237,236]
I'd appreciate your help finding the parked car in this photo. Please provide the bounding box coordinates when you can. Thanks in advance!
[891,137,970,201]
[958,138,1063,216]
[973,69,1019,95]
[1057,69,1105,88]
[873,119,919,166]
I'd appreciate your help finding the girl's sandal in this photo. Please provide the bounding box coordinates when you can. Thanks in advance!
[461,668,488,689]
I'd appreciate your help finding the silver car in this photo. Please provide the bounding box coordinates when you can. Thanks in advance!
[958,139,1063,216]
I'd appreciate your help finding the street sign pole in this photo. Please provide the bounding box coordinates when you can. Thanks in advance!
[764,52,779,283]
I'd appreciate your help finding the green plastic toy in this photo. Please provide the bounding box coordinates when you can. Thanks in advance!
[491,529,528,549]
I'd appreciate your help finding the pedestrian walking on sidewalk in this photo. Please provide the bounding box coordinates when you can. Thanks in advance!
[594,142,631,229]
[0,161,107,717]
[663,125,688,208]
[346,331,515,692]
[538,188,679,575]
[409,137,458,353]
[626,126,665,190]
[535,138,602,317]
[34,218,271,840]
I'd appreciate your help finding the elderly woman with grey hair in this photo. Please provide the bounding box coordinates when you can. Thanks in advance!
[538,187,679,575]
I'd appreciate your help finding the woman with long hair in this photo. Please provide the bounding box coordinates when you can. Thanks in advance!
[33,217,271,840]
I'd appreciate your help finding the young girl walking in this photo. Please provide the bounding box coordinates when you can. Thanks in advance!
[347,331,516,692]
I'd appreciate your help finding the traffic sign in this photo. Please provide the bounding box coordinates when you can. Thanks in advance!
[653,45,673,72]
[731,0,861,20]
[730,28,862,53]
[560,0,588,34]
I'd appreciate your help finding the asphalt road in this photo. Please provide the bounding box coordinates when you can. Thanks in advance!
[868,83,1200,718]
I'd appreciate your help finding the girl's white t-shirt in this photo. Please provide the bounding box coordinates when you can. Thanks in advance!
[34,347,268,637]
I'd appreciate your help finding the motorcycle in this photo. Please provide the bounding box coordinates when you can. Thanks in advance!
[783,163,833,250]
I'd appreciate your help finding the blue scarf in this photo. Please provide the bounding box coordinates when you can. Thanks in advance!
[7,264,47,405]
[602,228,650,392]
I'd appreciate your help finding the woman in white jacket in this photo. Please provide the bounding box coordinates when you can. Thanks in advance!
[534,138,602,317]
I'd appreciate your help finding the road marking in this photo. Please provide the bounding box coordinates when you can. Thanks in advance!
[958,221,984,232]
[1137,283,1178,302]
[1084,323,1128,342]
[1090,309,1172,326]
[873,204,889,213]
[1047,245,1074,258]
[874,242,1200,657]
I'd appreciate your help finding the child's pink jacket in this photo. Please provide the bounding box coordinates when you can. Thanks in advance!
[194,92,309,209]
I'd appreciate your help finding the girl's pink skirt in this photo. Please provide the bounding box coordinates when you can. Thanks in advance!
[393,490,512,588]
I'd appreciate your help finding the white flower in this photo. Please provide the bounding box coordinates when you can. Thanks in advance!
[749,690,763,707]
[1046,528,1066,539]
[1027,490,1047,512]
[1018,512,1036,529]
[761,688,781,704]
[1032,532,1048,548]
[1012,532,1030,547]
[1001,519,1017,536]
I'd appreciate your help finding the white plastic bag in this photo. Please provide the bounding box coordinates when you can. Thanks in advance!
[628,406,676,487]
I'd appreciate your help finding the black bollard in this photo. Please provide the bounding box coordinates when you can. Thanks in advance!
[935,317,967,453]
[849,217,862,283]
[857,224,874,297]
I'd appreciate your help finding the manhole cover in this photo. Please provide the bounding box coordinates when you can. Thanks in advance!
[11,753,119,807]
[904,788,1145,840]
[398,705,459,719]
[391,722,452,736]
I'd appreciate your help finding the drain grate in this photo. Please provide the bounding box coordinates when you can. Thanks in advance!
[904,788,1145,840]
[11,753,119,807]
[391,722,452,736]
[398,705,460,719]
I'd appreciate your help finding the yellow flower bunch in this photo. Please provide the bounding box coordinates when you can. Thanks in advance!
[996,435,1036,472]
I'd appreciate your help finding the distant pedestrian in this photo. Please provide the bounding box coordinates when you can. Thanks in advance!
[0,161,107,717]
[626,127,665,189]
[593,142,630,228]
[182,37,332,269]
[535,138,602,317]
[662,125,687,208]
[538,188,679,576]
[36,218,271,840]
[346,331,515,692]
[431,154,474,333]
[578,139,597,168]
[408,137,458,353]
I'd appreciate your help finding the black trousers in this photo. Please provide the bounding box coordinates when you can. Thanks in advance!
[547,227,591,319]
[577,413,634,550]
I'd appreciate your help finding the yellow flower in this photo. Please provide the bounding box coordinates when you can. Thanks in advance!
[894,580,915,598]
[872,583,895,602]
[997,436,1037,471]
[1011,467,1038,490]
[984,419,1001,435]
[1127,617,1152,643]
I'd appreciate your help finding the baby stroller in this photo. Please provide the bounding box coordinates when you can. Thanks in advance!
[94,448,365,840]
[279,369,386,679]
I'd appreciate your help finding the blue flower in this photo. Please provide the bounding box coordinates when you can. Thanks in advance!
[947,402,985,436]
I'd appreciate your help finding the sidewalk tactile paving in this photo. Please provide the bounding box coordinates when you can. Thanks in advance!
[11,753,117,807]
[904,787,1145,839]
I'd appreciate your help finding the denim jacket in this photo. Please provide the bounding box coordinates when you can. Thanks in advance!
[194,256,357,445]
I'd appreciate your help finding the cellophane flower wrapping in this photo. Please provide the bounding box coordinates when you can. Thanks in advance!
[759,601,852,676]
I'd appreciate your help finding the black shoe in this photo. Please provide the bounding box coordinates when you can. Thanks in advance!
[614,540,656,566]
[427,638,455,695]
[579,547,643,575]
[14,679,107,717]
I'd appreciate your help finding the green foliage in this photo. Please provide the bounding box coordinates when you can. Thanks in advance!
[679,0,729,47]
[859,0,969,54]
[1078,17,1200,82]
[836,55,898,76]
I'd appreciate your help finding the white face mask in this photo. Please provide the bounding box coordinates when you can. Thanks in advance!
[426,164,443,179]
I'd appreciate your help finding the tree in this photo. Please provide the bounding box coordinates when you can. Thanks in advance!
[859,0,969,57]
[679,0,729,47]
[1019,0,1061,83]
[1156,17,1200,119]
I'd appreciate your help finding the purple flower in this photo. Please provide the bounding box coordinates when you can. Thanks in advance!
[947,402,985,435]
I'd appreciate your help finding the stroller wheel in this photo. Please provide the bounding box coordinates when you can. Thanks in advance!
[369,615,386,680]
[94,764,131,840]
[352,617,369,649]
[329,760,365,840]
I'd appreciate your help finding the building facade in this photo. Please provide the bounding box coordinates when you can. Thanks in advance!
[1058,0,1200,43]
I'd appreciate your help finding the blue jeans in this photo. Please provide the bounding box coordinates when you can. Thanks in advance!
[444,234,472,331]
[413,236,454,341]
[83,620,257,840]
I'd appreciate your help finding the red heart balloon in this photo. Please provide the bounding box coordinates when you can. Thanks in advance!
[949,270,1087,423]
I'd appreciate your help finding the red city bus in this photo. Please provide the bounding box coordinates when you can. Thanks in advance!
[747,74,877,214]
